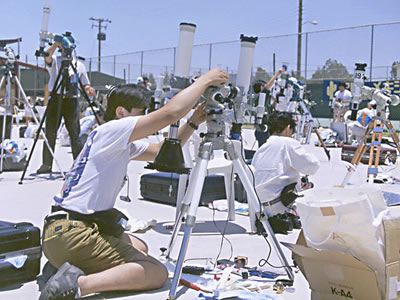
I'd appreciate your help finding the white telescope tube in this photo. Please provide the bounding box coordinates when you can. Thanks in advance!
[256,92,266,124]
[236,34,258,97]
[39,3,51,48]
[153,75,165,110]
[175,23,196,78]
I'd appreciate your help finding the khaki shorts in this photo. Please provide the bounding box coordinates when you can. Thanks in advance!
[42,218,141,274]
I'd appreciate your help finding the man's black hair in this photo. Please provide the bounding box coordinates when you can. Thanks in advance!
[253,80,267,94]
[338,82,346,87]
[267,111,296,135]
[103,84,151,122]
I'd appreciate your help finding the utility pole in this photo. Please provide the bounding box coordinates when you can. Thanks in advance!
[297,0,303,78]
[89,17,111,72]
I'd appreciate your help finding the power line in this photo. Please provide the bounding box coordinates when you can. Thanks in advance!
[89,17,111,72]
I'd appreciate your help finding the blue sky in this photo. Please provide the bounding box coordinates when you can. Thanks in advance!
[3,0,400,80]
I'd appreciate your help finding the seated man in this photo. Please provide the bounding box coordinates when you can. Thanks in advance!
[251,111,320,217]
[39,68,229,299]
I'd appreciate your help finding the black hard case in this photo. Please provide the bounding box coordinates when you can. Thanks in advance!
[0,221,41,284]
[140,172,247,206]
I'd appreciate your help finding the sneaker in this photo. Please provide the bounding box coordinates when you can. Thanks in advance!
[39,262,85,300]
[36,164,52,174]
[37,261,58,291]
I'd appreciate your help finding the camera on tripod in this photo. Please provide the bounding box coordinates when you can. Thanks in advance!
[0,47,17,67]
[54,32,76,57]
[287,78,305,102]
[360,83,400,121]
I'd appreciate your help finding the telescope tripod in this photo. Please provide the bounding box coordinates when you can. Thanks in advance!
[19,58,100,184]
[298,100,331,160]
[0,67,62,174]
[341,119,400,185]
[164,133,294,299]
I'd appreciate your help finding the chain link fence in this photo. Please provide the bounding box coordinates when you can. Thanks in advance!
[21,22,400,120]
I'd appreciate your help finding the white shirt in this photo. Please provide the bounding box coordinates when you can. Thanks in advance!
[79,115,97,137]
[275,86,293,112]
[47,55,90,95]
[54,116,149,214]
[252,135,320,205]
[333,89,352,107]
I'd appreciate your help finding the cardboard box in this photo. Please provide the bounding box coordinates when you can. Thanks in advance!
[283,218,400,300]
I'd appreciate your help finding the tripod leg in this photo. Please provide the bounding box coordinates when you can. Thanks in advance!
[341,121,374,186]
[385,120,400,153]
[305,121,312,144]
[70,63,101,125]
[19,60,67,183]
[299,116,306,142]
[0,74,12,173]
[0,75,5,173]
[19,104,50,183]
[13,75,65,180]
[168,144,211,300]
[314,128,330,160]
[373,122,383,177]
[367,120,382,183]
[0,107,7,173]
[166,156,202,258]
[231,156,295,282]
[175,174,188,221]
[0,75,5,89]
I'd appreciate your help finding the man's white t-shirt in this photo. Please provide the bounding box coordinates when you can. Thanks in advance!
[54,116,149,214]
[47,55,90,94]
[251,135,320,215]
[333,89,352,107]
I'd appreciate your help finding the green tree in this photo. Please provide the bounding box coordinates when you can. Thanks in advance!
[391,61,400,79]
[289,70,304,81]
[148,73,156,89]
[253,67,270,83]
[163,71,171,85]
[311,59,352,81]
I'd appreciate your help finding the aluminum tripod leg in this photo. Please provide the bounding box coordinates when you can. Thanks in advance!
[168,143,212,300]
[230,153,294,282]
[166,156,202,259]
[305,121,313,144]
[175,174,188,221]
[0,74,9,173]
[299,115,307,142]
[12,73,65,180]
[0,106,6,173]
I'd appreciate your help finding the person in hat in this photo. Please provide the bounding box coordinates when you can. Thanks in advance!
[137,76,152,91]
[36,32,96,174]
